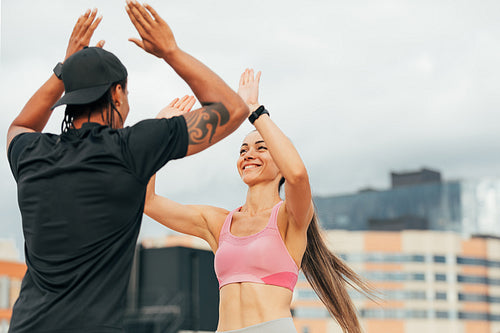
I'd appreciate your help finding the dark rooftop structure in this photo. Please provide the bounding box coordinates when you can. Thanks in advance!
[391,167,441,188]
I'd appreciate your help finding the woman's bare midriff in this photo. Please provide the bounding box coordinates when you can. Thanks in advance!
[217,282,293,332]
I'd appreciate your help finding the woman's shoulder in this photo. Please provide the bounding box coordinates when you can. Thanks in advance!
[191,204,230,227]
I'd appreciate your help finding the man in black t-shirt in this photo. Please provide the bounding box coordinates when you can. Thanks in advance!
[6,4,248,332]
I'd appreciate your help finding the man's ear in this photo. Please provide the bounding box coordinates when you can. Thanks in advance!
[111,84,124,106]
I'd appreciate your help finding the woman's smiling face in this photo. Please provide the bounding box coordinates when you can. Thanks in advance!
[237,131,281,186]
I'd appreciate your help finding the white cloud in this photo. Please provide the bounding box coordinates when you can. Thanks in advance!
[2,0,500,253]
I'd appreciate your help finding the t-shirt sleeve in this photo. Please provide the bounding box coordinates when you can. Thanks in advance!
[120,116,189,181]
[8,132,40,182]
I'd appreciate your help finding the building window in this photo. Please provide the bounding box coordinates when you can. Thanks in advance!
[360,308,429,319]
[378,290,426,301]
[434,255,446,263]
[457,256,487,267]
[435,274,447,282]
[363,271,427,282]
[436,311,449,319]
[489,296,500,303]
[459,293,487,302]
[412,273,425,281]
[296,289,319,301]
[458,312,489,320]
[457,275,487,284]
[435,292,447,300]
[0,276,10,309]
[293,307,329,318]
[456,256,500,268]
[342,253,427,264]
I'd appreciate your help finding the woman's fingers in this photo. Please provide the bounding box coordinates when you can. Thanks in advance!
[168,98,180,107]
[184,96,196,112]
[255,71,262,84]
[179,96,196,111]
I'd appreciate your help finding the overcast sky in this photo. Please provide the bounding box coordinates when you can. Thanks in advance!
[1,0,500,257]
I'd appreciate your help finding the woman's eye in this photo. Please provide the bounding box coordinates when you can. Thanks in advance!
[239,149,247,155]
[258,146,267,150]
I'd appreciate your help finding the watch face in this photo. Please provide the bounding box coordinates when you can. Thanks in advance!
[53,62,63,79]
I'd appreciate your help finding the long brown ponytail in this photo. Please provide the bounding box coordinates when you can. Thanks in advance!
[301,213,375,333]
[279,177,374,333]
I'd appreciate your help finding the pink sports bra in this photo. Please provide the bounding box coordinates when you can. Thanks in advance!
[214,201,299,291]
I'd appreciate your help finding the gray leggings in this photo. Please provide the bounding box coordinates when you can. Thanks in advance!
[216,317,297,333]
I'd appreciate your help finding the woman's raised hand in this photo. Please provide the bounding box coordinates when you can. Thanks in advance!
[156,95,196,119]
[65,9,104,60]
[237,68,262,113]
[126,1,179,59]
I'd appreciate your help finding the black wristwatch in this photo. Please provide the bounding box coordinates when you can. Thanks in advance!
[53,62,63,80]
[248,105,269,124]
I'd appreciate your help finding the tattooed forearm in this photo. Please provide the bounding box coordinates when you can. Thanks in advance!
[184,102,229,145]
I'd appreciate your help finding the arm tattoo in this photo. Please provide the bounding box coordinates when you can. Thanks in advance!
[184,102,230,145]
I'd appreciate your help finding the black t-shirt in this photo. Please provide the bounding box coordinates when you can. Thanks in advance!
[7,117,188,333]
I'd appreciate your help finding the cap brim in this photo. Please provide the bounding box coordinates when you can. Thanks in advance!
[51,83,112,110]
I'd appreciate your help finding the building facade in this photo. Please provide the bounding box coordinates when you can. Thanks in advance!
[292,230,500,333]
[0,240,25,333]
[315,174,500,238]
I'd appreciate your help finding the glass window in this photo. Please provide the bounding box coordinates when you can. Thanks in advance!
[296,289,319,300]
[0,276,10,309]
[412,273,425,281]
[489,278,500,286]
[436,311,449,319]
[457,275,487,284]
[412,255,425,263]
[435,292,447,300]
[435,273,447,282]
[379,290,426,300]
[489,296,500,303]
[342,253,427,264]
[363,271,427,282]
[434,255,446,263]
[458,312,488,320]
[489,260,500,268]
[457,256,487,267]
[293,307,329,318]
[459,293,487,302]
[360,308,429,319]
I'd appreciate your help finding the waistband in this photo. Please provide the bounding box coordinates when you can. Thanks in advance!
[216,317,296,333]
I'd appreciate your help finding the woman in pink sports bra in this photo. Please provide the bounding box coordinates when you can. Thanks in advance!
[145,69,372,333]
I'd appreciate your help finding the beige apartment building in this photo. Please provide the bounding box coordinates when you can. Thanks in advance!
[292,230,500,333]
[142,230,500,333]
[4,229,500,333]
[0,240,25,333]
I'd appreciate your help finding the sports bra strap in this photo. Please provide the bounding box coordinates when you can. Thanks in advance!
[221,207,240,235]
[220,201,284,236]
[269,201,284,228]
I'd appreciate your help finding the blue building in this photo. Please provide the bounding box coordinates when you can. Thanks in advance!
[314,168,500,237]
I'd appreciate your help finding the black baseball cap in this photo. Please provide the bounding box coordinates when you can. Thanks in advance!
[52,47,128,109]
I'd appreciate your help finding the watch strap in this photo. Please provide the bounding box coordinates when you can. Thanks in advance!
[53,62,63,80]
[248,105,269,124]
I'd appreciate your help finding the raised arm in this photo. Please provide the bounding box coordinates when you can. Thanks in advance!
[125,1,248,156]
[238,69,314,229]
[144,96,225,252]
[6,9,104,150]
[145,173,225,252]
